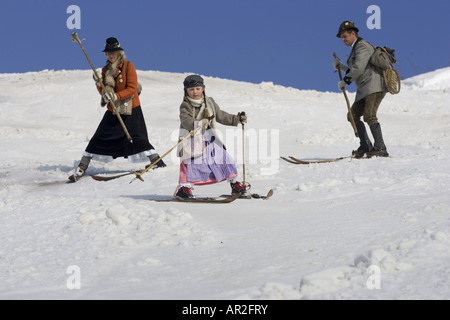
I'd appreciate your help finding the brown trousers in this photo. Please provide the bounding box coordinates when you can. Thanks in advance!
[348,92,386,126]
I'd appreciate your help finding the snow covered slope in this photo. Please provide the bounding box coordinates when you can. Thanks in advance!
[0,67,449,300]
[402,67,450,91]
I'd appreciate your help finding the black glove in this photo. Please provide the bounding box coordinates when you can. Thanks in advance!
[148,154,166,169]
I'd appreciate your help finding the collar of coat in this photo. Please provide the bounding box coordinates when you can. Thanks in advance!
[349,37,363,54]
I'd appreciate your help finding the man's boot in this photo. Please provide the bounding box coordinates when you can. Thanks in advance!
[367,123,389,158]
[352,121,373,158]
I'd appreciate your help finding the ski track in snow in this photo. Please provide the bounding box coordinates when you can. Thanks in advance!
[0,68,449,299]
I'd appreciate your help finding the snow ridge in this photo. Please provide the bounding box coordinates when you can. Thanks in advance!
[402,66,450,91]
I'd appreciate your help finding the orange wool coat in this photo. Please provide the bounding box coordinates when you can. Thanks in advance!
[97,60,141,112]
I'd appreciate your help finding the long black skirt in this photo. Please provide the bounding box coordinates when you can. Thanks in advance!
[85,105,154,160]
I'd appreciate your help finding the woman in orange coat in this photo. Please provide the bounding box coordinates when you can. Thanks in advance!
[69,37,165,182]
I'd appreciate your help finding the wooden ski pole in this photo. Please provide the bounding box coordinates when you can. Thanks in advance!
[240,113,251,190]
[333,52,358,137]
[71,32,134,144]
[242,122,246,186]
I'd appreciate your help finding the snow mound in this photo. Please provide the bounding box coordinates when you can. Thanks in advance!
[298,227,450,299]
[402,67,450,91]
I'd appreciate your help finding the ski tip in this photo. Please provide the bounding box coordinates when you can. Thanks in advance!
[261,189,274,199]
[248,189,274,200]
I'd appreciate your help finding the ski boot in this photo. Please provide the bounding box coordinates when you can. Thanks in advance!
[366,123,389,158]
[352,146,370,159]
[68,164,88,182]
[176,186,195,199]
[352,121,373,159]
[230,181,249,195]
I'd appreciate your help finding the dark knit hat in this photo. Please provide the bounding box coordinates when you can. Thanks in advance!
[336,21,359,37]
[183,74,205,89]
[103,37,124,52]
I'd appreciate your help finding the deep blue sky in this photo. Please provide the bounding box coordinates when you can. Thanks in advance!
[1,0,449,92]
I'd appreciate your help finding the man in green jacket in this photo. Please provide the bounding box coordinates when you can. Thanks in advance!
[334,21,389,158]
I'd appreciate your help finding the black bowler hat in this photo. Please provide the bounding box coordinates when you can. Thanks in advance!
[103,37,124,52]
[336,21,359,37]
[183,75,205,89]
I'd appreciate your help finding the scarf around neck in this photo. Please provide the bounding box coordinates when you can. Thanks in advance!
[186,94,212,120]
[101,57,123,106]
[105,57,123,92]
[187,96,203,108]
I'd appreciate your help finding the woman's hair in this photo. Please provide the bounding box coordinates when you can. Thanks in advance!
[105,50,126,64]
